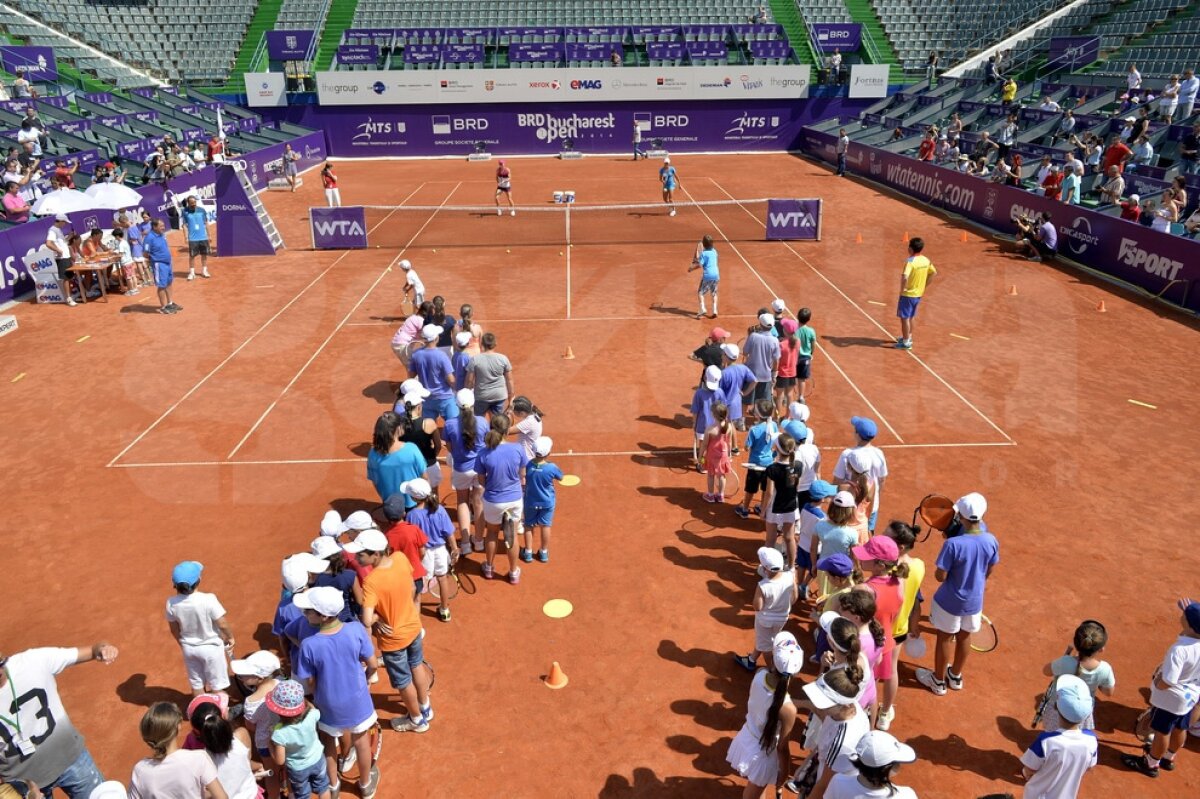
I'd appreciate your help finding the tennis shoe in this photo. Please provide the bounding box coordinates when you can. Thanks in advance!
[734,654,757,672]
[509,567,521,584]
[460,538,472,555]
[876,706,895,730]
[946,669,964,691]
[187,271,195,281]
[496,208,502,216]
[1121,753,1160,778]
[915,668,947,696]
[360,766,381,799]
[669,209,676,217]
[338,748,356,775]
[391,716,429,733]
[893,340,911,349]
[537,549,549,563]
[510,209,516,216]
[437,607,451,622]
[481,562,494,580]
[520,548,533,563]
[201,269,211,278]
[734,506,750,519]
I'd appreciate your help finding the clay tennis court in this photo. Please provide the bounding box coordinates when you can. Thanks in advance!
[2,152,1198,797]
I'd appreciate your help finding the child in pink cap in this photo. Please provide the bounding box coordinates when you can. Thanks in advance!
[853,536,907,730]
[774,317,800,413]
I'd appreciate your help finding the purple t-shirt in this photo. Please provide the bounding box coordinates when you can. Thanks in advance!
[718,363,755,420]
[690,386,721,434]
[409,348,454,399]
[292,621,375,730]
[933,532,1000,616]
[451,351,473,391]
[443,415,489,473]
[407,506,455,548]
[283,615,319,649]
[476,443,529,503]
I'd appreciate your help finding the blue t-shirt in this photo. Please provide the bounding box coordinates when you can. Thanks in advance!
[451,351,473,391]
[181,207,208,242]
[690,386,722,434]
[814,520,857,560]
[718,364,755,421]
[660,165,678,186]
[283,614,320,649]
[271,707,324,770]
[745,420,779,467]
[476,443,529,503]
[744,331,781,382]
[409,348,454,399]
[367,444,427,506]
[443,415,489,473]
[127,222,145,257]
[313,569,358,622]
[933,531,1000,615]
[698,248,718,281]
[292,621,376,730]
[525,460,564,509]
[407,505,455,548]
[144,230,171,266]
[272,595,303,640]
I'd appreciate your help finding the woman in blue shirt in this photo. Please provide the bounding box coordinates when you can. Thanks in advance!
[475,414,529,584]
[443,389,490,554]
[365,412,426,505]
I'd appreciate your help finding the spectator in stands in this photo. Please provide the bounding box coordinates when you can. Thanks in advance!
[17,142,38,172]
[2,181,30,223]
[1172,176,1189,211]
[997,115,1018,160]
[1038,96,1061,113]
[1158,75,1181,123]
[1010,153,1024,187]
[1180,68,1199,121]
[1051,110,1075,143]
[1130,136,1155,169]
[889,127,905,142]
[749,5,768,24]
[990,157,1015,185]
[1063,149,1083,178]
[3,157,38,206]
[0,78,8,101]
[934,135,950,163]
[22,108,48,147]
[927,51,939,84]
[1061,162,1081,206]
[1119,194,1141,222]
[947,113,963,137]
[1097,165,1126,205]
[828,49,842,87]
[1001,77,1018,110]
[16,120,42,158]
[1042,165,1064,200]
[917,131,935,162]
[968,156,991,178]
[1183,206,1200,238]
[52,159,78,190]
[985,55,1000,84]
[12,68,32,99]
[945,137,961,165]
[1015,210,1057,262]
[143,146,164,183]
[836,128,849,177]
[1102,135,1132,174]
[956,154,971,173]
[208,133,225,165]
[610,50,621,67]
[971,132,998,164]
[1150,192,1179,233]
[1132,106,1151,142]
[1035,155,1053,188]
[1127,64,1142,94]
[190,140,207,167]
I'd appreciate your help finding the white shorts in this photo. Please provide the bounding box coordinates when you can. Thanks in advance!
[318,711,377,737]
[755,618,787,653]
[483,498,523,526]
[930,598,982,635]
[181,643,230,691]
[391,343,412,365]
[451,469,479,491]
[765,509,798,527]
[421,546,450,577]
[424,462,442,488]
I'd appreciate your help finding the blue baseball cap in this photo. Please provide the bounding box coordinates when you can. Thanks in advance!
[808,479,837,500]
[851,416,878,440]
[1054,674,1094,724]
[1186,602,1200,635]
[816,553,855,577]
[172,560,203,586]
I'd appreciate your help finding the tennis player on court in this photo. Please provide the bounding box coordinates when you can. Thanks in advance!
[495,160,515,216]
[660,157,678,217]
[687,235,719,319]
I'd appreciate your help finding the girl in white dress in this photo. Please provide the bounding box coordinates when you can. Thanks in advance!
[727,632,805,798]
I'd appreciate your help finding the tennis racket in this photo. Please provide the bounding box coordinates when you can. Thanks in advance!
[501,508,519,550]
[368,721,383,765]
[912,494,956,542]
[1032,646,1074,727]
[429,556,476,599]
[970,614,999,653]
[721,466,741,501]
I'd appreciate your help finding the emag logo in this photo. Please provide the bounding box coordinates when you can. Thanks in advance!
[569,79,602,90]
[1118,237,1184,280]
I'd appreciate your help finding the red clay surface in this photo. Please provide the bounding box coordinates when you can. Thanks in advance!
[1,153,1198,798]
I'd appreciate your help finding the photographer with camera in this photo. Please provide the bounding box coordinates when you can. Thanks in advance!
[1014,209,1058,263]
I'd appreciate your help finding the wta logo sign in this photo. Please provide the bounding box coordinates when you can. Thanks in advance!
[766,199,822,241]
[311,207,369,250]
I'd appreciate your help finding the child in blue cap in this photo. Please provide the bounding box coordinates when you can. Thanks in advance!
[1021,674,1098,796]
[165,560,236,701]
[833,416,888,533]
[797,479,837,597]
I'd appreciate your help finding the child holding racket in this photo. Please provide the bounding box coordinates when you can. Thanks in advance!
[700,402,734,503]
[398,260,424,308]
[691,366,724,473]
[687,234,719,319]
[1039,620,1114,731]
[524,436,564,563]
[735,400,779,520]
[403,478,459,622]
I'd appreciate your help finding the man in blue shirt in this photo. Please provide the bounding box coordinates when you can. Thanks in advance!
[743,313,781,407]
[181,196,210,281]
[687,235,719,319]
[407,325,458,422]
[916,492,999,697]
[144,218,181,315]
[717,343,755,436]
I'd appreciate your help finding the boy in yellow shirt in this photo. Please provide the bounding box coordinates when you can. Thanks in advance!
[895,237,937,349]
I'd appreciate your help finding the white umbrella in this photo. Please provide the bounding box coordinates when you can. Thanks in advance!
[84,182,143,209]
[30,188,95,217]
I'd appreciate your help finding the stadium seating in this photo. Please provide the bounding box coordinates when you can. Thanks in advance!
[1,14,146,88]
[794,0,855,26]
[350,0,773,28]
[1089,2,1199,78]
[276,0,329,30]
[5,0,253,83]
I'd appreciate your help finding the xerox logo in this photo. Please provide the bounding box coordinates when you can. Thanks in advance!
[1118,238,1184,279]
[529,80,561,90]
[740,74,764,90]
[569,79,602,90]
[1060,216,1099,255]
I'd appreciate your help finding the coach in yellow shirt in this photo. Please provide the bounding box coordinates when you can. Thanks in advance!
[895,237,936,349]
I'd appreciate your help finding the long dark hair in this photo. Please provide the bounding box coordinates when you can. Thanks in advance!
[429,295,447,326]
[853,761,903,792]
[458,398,480,450]
[828,617,866,686]
[511,395,543,420]
[372,412,401,456]
[190,702,233,756]
[485,413,510,449]
[839,589,886,649]
[758,671,793,752]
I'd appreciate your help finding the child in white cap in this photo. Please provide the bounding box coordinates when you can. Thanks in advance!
[788,669,869,796]
[451,331,474,391]
[398,259,424,308]
[735,548,799,672]
[402,477,459,622]
[726,632,804,796]
[165,561,235,701]
[231,651,285,799]
[824,731,918,798]
[812,492,860,595]
[1022,675,1098,795]
[524,436,563,563]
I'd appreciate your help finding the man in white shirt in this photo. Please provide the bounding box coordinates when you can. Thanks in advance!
[1039,96,1061,112]
[1052,110,1076,143]
[46,214,78,306]
[1131,136,1155,167]
[835,128,849,176]
[1035,155,1053,187]
[1021,675,1098,797]
[2,157,38,204]
[16,121,41,157]
[1179,67,1199,120]
[832,416,888,532]
[998,115,1018,159]
[828,48,842,86]
[1127,63,1142,93]
[0,642,120,796]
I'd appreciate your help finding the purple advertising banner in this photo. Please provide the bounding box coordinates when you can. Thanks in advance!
[311,207,368,249]
[215,164,276,256]
[766,198,822,240]
[797,127,1200,312]
[267,30,316,60]
[0,46,58,80]
[812,23,861,53]
[337,45,379,65]
[1047,36,1100,70]
[84,92,113,104]
[238,130,327,191]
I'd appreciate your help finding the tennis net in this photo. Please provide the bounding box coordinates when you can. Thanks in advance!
[356,197,772,251]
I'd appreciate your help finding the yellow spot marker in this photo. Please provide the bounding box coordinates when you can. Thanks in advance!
[76,335,90,343]
[950,333,970,341]
[542,599,574,619]
[11,372,26,383]
[1128,399,1157,409]
[560,474,581,487]
[867,300,885,306]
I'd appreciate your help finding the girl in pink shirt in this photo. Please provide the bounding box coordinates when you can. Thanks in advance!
[390,301,431,366]
[774,317,800,413]
[853,536,907,730]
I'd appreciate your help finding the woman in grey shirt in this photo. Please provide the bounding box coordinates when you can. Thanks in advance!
[468,332,514,417]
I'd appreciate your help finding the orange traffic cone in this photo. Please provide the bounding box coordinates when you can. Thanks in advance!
[1007,285,1018,296]
[1096,300,1107,313]
[544,661,569,689]
[902,231,910,243]
[855,233,864,244]
[960,230,969,242]
[563,346,575,359]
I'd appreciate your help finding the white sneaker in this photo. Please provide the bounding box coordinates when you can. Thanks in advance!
[460,537,472,554]
[337,747,357,775]
[496,208,502,216]
[201,268,211,279]
[876,706,895,730]
[187,271,195,281]
[669,209,677,217]
[510,209,516,216]
[915,668,947,696]
[65,297,77,307]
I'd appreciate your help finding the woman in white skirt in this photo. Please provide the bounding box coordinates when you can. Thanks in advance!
[727,632,804,798]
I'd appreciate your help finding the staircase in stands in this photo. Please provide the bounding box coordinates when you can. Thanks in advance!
[314,0,361,72]
[843,0,903,81]
[225,0,286,91]
[768,0,818,64]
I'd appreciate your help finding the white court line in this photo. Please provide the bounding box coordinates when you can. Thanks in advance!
[565,204,572,318]
[343,313,761,326]
[676,184,905,444]
[108,440,1017,468]
[708,177,1015,444]
[106,183,430,468]
[226,182,464,459]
